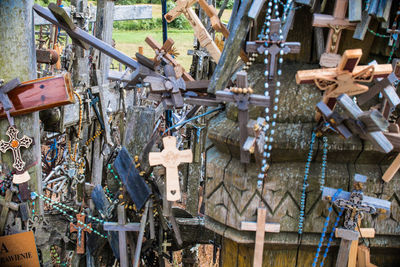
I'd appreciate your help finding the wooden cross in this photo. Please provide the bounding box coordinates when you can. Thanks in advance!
[246,19,301,80]
[243,117,266,166]
[70,214,92,254]
[0,126,33,172]
[240,206,280,267]
[216,71,270,163]
[164,0,221,63]
[0,190,18,235]
[149,136,192,201]
[161,232,171,253]
[357,245,377,267]
[337,93,392,153]
[103,205,142,267]
[322,174,391,267]
[312,0,356,66]
[145,36,194,81]
[296,49,392,120]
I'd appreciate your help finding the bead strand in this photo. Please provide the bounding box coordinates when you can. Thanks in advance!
[320,136,328,191]
[107,164,122,186]
[298,131,316,234]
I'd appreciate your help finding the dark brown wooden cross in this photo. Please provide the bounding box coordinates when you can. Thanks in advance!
[296,49,392,120]
[246,19,301,80]
[312,0,356,66]
[70,214,92,254]
[216,71,270,163]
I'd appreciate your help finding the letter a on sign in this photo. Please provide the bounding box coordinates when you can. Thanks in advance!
[0,231,40,267]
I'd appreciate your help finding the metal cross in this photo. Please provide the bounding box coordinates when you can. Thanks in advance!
[70,214,92,254]
[0,126,33,172]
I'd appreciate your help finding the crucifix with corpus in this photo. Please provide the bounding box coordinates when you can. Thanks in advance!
[149,136,192,201]
[296,49,392,121]
[312,0,356,67]
[70,214,92,254]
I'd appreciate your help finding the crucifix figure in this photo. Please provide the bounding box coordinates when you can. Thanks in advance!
[216,71,270,163]
[149,136,192,201]
[296,49,392,120]
[312,0,356,67]
[322,174,391,267]
[246,19,301,81]
[240,206,280,267]
[70,214,92,254]
[243,117,266,166]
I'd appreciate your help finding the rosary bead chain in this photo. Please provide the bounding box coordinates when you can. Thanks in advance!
[68,90,83,162]
[312,189,342,267]
[107,163,122,186]
[85,127,104,146]
[320,136,328,191]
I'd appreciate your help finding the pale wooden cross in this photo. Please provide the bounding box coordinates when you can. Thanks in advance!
[149,136,192,201]
[296,49,392,120]
[164,0,221,63]
[0,189,18,235]
[216,71,270,163]
[312,0,356,66]
[0,126,33,172]
[162,232,171,253]
[104,205,144,267]
[144,36,194,81]
[70,214,92,254]
[246,19,301,81]
[240,206,280,267]
[357,245,377,267]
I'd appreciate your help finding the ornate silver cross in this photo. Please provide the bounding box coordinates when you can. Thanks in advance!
[0,126,33,171]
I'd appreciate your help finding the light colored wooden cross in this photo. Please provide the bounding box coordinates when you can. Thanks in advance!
[357,245,377,267]
[312,0,356,66]
[296,49,392,120]
[70,214,92,254]
[164,0,221,63]
[382,152,400,183]
[241,206,280,267]
[0,126,33,172]
[145,36,194,81]
[149,136,192,201]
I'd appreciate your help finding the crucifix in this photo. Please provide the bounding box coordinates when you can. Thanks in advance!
[240,206,280,267]
[322,174,391,267]
[70,213,92,254]
[246,19,301,81]
[216,71,270,163]
[296,49,392,120]
[164,0,221,63]
[145,36,194,81]
[312,0,356,67]
[149,136,192,201]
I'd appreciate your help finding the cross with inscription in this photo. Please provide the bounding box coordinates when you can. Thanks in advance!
[216,71,270,163]
[149,136,192,201]
[322,174,391,267]
[70,214,92,254]
[240,206,280,267]
[312,0,356,67]
[296,49,392,120]
[246,19,301,80]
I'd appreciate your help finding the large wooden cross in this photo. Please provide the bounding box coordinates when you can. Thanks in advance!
[240,206,280,267]
[149,136,192,201]
[312,0,356,66]
[216,71,270,163]
[70,214,92,254]
[246,19,301,81]
[296,49,392,120]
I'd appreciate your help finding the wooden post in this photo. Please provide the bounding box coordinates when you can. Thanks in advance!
[0,0,43,217]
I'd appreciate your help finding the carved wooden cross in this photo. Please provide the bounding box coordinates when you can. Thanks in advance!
[240,206,280,267]
[0,126,33,172]
[312,0,356,66]
[296,49,392,120]
[322,174,391,267]
[164,0,221,62]
[144,36,194,81]
[246,19,301,80]
[216,71,270,163]
[70,214,92,254]
[103,205,142,267]
[149,136,192,201]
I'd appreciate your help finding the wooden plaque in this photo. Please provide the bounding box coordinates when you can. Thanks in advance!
[0,72,74,118]
[0,231,40,266]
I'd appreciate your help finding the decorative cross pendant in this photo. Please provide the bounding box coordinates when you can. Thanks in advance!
[0,126,33,172]
[70,214,92,254]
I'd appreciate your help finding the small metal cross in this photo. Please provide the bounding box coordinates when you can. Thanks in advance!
[0,126,33,172]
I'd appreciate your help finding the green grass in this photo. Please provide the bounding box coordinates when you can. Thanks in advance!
[112,29,195,71]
